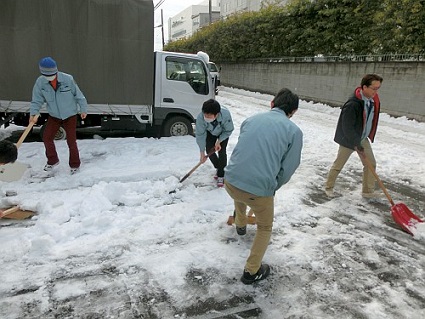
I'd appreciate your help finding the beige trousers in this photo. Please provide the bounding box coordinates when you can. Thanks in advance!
[225,181,274,275]
[325,138,376,193]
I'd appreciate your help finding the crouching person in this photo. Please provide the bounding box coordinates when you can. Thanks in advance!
[195,99,234,187]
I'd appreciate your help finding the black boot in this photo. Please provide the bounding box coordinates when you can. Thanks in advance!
[241,264,271,285]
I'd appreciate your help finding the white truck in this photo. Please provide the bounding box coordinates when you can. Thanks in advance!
[0,0,215,138]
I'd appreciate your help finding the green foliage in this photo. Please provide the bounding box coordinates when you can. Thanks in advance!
[163,0,425,61]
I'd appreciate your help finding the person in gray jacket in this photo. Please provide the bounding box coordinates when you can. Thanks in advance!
[224,88,303,284]
[196,99,234,187]
[29,57,87,174]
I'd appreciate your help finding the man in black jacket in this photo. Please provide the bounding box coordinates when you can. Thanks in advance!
[325,74,383,198]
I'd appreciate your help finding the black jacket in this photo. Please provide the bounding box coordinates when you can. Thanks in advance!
[334,87,380,150]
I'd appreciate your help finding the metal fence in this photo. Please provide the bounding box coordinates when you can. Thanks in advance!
[249,54,425,63]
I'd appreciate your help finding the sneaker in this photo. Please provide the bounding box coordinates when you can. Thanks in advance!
[214,170,218,180]
[70,168,80,175]
[241,264,271,285]
[362,191,384,199]
[236,225,247,236]
[44,162,59,171]
[217,177,224,187]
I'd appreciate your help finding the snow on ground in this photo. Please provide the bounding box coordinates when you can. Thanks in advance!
[0,86,424,318]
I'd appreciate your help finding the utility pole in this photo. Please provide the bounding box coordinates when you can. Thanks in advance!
[209,0,212,24]
[161,9,165,48]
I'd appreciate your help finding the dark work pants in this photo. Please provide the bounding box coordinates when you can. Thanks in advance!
[206,131,228,178]
[43,115,80,168]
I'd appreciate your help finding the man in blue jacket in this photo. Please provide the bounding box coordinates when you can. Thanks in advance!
[325,74,383,198]
[224,88,303,284]
[196,99,234,187]
[29,57,87,174]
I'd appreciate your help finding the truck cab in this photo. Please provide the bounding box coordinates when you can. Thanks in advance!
[154,51,214,136]
[99,51,215,137]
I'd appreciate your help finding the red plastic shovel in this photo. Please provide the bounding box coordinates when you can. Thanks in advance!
[358,151,423,235]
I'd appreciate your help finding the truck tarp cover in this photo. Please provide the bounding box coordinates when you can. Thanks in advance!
[0,0,154,106]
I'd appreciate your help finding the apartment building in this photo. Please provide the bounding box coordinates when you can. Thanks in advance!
[220,0,288,18]
[167,0,289,44]
[168,1,220,43]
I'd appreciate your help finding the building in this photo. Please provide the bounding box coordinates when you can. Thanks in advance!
[220,0,288,18]
[167,0,289,44]
[168,1,220,43]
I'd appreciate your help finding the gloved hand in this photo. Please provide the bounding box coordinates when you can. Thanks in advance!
[29,115,39,124]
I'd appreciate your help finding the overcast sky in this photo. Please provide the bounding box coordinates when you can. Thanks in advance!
[154,0,205,50]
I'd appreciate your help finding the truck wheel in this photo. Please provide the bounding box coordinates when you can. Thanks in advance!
[162,116,193,137]
[40,125,67,140]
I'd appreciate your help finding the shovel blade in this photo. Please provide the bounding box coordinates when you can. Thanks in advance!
[391,203,423,235]
[0,206,35,220]
[227,215,256,225]
[0,161,29,182]
[2,210,35,220]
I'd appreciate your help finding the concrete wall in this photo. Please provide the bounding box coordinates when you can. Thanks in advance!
[220,61,425,122]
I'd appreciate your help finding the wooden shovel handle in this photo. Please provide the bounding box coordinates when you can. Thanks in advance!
[357,151,395,206]
[0,205,20,218]
[179,148,216,183]
[16,115,39,149]
[179,161,203,183]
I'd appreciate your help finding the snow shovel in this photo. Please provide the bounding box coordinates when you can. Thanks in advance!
[227,210,256,226]
[358,151,423,235]
[169,148,216,194]
[0,191,36,220]
[0,117,38,219]
[0,115,39,182]
[0,206,34,220]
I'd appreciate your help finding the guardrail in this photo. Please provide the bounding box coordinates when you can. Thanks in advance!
[248,54,425,63]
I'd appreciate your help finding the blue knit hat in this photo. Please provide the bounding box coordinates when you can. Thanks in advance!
[39,57,58,76]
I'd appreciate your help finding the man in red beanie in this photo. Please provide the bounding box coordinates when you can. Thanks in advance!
[29,57,88,174]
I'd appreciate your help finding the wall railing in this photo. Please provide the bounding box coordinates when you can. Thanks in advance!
[247,54,425,63]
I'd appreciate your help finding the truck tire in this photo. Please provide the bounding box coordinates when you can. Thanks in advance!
[162,116,193,137]
[40,124,67,140]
